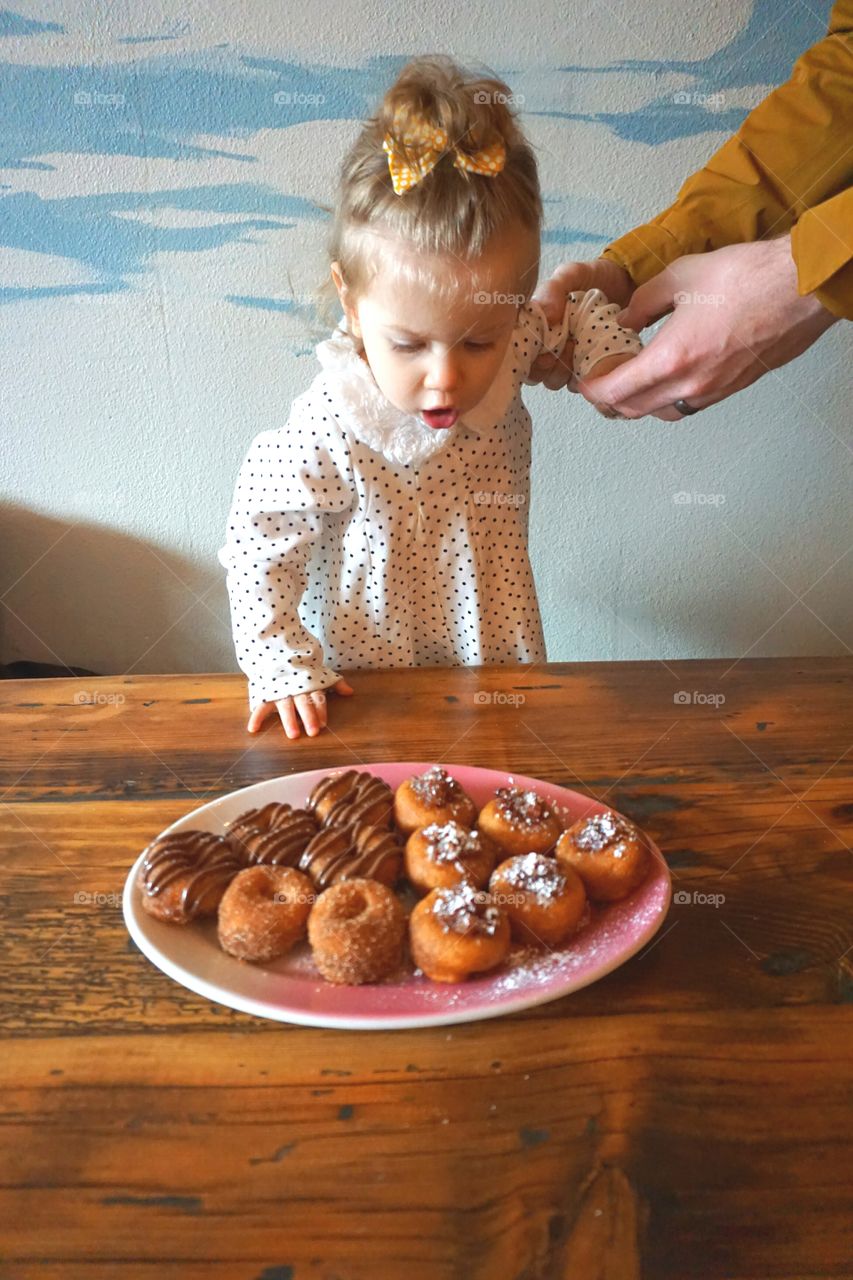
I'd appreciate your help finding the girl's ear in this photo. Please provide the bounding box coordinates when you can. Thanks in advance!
[330,261,361,338]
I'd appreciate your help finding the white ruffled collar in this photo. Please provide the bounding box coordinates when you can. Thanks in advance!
[313,316,521,468]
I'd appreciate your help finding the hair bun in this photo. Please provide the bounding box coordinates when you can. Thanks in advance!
[379,54,521,170]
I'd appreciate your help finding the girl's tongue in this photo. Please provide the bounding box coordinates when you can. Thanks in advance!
[421,408,459,430]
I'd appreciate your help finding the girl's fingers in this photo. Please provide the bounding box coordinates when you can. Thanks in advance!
[293,692,325,736]
[275,697,303,739]
[247,702,275,733]
[333,678,355,696]
[305,689,328,730]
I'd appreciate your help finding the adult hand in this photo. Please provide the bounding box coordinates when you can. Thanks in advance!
[577,234,839,420]
[528,258,635,389]
[247,677,355,739]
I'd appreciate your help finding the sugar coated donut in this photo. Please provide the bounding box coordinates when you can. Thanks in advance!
[217,865,315,962]
[409,882,510,983]
[308,878,407,984]
[556,809,650,902]
[394,765,477,834]
[137,829,245,923]
[308,770,394,829]
[489,852,586,946]
[404,820,498,895]
[477,786,562,857]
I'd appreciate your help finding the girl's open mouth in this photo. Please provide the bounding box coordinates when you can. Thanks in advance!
[421,408,459,429]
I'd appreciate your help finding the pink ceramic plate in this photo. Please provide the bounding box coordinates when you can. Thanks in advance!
[123,762,671,1030]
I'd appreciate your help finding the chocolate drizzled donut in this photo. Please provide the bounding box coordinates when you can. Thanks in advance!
[299,819,402,890]
[308,770,394,830]
[138,829,245,922]
[238,810,318,868]
[227,801,315,844]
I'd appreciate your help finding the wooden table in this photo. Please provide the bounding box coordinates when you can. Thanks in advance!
[2,658,851,1279]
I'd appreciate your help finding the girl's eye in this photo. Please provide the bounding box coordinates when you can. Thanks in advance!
[390,340,494,353]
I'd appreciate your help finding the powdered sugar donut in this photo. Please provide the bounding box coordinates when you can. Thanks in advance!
[556,810,650,902]
[490,852,586,946]
[404,820,498,895]
[394,766,477,834]
[477,786,562,857]
[409,882,510,983]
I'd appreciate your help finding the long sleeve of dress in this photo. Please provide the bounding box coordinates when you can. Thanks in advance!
[599,0,853,319]
[217,398,356,711]
[520,289,643,388]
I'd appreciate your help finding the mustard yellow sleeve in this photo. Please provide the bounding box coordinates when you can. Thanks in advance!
[600,0,853,312]
[790,187,853,318]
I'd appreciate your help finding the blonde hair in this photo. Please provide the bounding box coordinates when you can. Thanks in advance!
[314,54,543,331]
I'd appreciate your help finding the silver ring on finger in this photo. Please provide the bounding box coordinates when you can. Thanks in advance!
[673,398,700,415]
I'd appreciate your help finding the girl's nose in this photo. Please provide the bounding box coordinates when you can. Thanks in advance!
[424,353,459,393]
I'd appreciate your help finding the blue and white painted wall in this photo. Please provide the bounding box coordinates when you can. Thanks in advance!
[2,0,850,680]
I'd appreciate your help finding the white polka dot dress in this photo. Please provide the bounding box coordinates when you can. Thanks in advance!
[218,289,641,711]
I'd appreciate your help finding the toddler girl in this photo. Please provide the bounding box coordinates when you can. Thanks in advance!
[218,54,642,738]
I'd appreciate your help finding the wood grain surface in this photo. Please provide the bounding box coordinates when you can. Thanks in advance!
[1,658,851,1279]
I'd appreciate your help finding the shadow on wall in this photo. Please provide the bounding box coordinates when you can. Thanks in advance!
[0,502,234,678]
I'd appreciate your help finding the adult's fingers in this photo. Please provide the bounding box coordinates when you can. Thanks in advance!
[616,269,680,332]
[530,340,577,391]
[575,337,687,417]
[531,262,591,325]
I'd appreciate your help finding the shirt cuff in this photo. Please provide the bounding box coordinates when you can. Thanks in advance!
[249,665,341,713]
[790,187,853,320]
[600,220,692,286]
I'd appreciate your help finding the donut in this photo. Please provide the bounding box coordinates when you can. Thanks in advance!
[308,769,394,830]
[477,786,562,857]
[555,809,650,902]
[226,800,315,844]
[299,819,402,889]
[308,878,407,984]
[404,820,499,895]
[489,852,586,946]
[409,882,510,983]
[233,809,318,868]
[217,865,315,962]
[137,829,245,923]
[394,765,477,834]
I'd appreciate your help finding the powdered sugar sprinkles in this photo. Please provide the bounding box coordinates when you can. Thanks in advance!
[573,810,633,851]
[422,821,479,864]
[495,851,567,902]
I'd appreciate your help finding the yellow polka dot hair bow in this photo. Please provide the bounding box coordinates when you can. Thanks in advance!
[382,110,506,195]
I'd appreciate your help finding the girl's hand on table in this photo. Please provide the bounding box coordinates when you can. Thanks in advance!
[247,678,355,739]
[528,258,635,390]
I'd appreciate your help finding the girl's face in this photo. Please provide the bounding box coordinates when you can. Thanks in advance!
[332,228,538,430]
